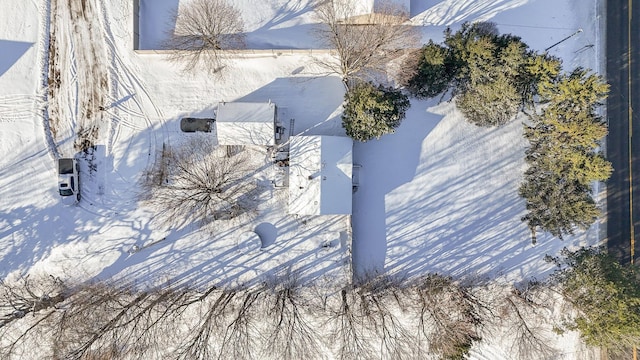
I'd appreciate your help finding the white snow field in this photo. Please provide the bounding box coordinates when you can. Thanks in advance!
[0,0,603,358]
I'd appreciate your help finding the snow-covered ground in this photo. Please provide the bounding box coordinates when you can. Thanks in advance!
[1,0,351,290]
[0,0,603,358]
[350,0,603,281]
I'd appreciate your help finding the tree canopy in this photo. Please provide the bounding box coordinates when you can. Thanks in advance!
[549,247,640,352]
[520,68,610,238]
[342,82,410,142]
[406,22,535,127]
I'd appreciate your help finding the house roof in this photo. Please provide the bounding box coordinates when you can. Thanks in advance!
[215,102,276,145]
[335,0,410,22]
[288,135,353,215]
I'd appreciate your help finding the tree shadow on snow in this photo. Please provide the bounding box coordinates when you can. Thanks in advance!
[380,104,595,284]
[243,0,322,49]
[351,98,443,278]
[410,0,531,27]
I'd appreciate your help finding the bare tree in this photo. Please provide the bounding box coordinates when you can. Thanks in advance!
[325,276,414,360]
[50,282,196,360]
[326,287,374,360]
[498,282,558,360]
[0,275,65,329]
[1,279,148,359]
[313,0,420,87]
[0,275,66,358]
[260,276,321,360]
[143,137,261,228]
[356,276,414,360]
[165,0,246,74]
[412,275,484,360]
[175,289,232,360]
[216,289,261,360]
[0,277,237,360]
[0,274,571,360]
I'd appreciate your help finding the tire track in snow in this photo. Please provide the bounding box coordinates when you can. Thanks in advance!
[0,95,44,121]
[45,0,116,218]
[45,0,167,217]
[38,0,60,159]
[68,0,169,216]
[98,0,156,192]
[48,0,111,155]
[96,0,171,199]
[96,0,167,153]
[68,0,110,151]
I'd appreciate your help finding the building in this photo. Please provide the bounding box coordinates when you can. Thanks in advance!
[215,101,279,146]
[335,0,411,23]
[288,135,353,215]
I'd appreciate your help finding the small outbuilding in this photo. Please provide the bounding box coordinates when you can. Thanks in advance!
[215,101,278,146]
[288,135,353,216]
[335,0,411,23]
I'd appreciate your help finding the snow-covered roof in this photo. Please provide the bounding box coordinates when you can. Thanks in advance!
[335,0,410,21]
[289,136,353,215]
[215,102,276,146]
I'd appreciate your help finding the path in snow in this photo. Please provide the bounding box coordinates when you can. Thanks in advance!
[48,0,110,156]
[45,0,166,217]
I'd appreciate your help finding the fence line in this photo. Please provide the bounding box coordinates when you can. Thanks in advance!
[133,0,140,50]
[133,48,333,56]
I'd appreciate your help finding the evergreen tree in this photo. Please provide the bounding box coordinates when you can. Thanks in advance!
[549,247,640,352]
[406,41,456,99]
[519,171,599,239]
[525,108,611,186]
[538,68,609,111]
[403,23,612,240]
[456,71,520,126]
[520,67,610,238]
[342,82,410,142]
[455,34,524,126]
[406,22,531,127]
[516,51,561,107]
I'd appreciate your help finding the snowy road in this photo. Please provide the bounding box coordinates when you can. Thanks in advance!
[606,0,640,266]
[0,0,607,357]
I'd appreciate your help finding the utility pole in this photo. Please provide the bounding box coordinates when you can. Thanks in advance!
[545,28,583,52]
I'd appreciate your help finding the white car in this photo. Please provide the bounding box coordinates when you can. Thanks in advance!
[58,158,80,203]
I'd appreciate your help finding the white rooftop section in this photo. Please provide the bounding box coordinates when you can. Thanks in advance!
[289,136,353,215]
[215,102,276,146]
[335,0,410,20]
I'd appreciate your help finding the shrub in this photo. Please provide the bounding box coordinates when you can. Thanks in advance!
[342,82,410,142]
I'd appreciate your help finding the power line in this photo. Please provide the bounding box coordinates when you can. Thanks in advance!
[494,23,579,31]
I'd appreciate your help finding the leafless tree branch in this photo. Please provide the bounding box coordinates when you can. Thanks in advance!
[500,283,558,360]
[142,137,261,229]
[312,0,420,87]
[260,277,320,360]
[0,275,65,329]
[356,276,414,360]
[327,287,373,360]
[412,274,483,359]
[164,0,246,75]
[0,274,570,360]
[217,289,261,360]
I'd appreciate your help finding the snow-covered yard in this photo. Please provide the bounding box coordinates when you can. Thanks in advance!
[0,0,604,358]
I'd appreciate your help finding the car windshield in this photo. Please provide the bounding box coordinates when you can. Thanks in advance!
[59,189,73,196]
